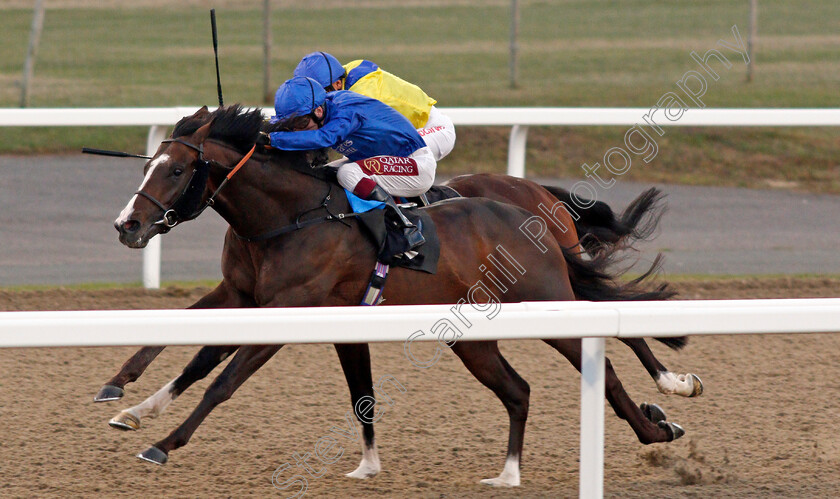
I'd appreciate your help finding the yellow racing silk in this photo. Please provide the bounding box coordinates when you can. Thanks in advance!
[343,60,437,128]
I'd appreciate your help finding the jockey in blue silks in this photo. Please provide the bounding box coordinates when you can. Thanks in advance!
[264,76,435,250]
[293,51,456,162]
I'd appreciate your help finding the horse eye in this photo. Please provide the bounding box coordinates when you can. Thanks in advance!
[173,168,184,177]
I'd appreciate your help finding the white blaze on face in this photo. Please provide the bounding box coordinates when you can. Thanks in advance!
[115,154,170,225]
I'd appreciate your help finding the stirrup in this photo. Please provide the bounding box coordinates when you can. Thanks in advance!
[402,226,426,250]
[385,204,417,229]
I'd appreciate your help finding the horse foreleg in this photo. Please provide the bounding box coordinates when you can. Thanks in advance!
[543,338,684,445]
[452,341,529,487]
[94,346,166,402]
[109,345,239,431]
[619,338,703,397]
[94,282,255,403]
[136,344,283,465]
[334,343,380,479]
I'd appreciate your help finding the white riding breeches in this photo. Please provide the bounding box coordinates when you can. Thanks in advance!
[418,106,456,161]
[336,146,436,198]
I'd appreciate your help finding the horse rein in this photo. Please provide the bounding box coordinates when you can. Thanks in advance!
[135,138,256,229]
[136,136,358,242]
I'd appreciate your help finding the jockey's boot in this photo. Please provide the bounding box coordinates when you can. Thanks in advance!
[367,185,426,250]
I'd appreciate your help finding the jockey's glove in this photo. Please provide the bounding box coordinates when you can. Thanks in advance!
[256,132,271,148]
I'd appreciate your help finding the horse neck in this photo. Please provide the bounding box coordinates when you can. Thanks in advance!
[206,144,344,237]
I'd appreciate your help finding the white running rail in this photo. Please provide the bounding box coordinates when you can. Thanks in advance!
[2,298,840,498]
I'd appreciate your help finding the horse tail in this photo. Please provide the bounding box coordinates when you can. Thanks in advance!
[562,247,687,351]
[541,185,666,253]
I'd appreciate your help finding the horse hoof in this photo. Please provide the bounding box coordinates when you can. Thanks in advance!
[345,460,380,479]
[93,385,124,402]
[137,446,168,465]
[658,421,685,441]
[480,477,519,487]
[109,411,140,431]
[687,374,704,397]
[345,468,378,479]
[640,402,667,423]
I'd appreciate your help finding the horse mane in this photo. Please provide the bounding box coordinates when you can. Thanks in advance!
[171,104,332,174]
[172,108,210,139]
[172,105,263,154]
[208,105,264,154]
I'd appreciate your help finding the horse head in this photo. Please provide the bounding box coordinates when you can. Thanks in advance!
[114,104,321,248]
[114,106,222,248]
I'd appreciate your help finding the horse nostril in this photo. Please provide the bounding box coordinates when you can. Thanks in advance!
[117,220,141,234]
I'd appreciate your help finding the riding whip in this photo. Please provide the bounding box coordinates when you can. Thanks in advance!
[81,147,151,160]
[210,9,224,107]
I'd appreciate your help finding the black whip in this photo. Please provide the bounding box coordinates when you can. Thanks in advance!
[81,147,151,160]
[211,9,224,107]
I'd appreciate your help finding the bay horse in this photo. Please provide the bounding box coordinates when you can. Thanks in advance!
[107,105,684,486]
[97,107,700,411]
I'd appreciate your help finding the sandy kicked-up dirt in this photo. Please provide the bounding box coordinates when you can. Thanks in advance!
[1,277,839,498]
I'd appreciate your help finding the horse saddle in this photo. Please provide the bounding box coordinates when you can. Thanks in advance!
[342,182,464,273]
[355,204,439,273]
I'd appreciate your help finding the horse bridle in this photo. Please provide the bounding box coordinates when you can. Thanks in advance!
[135,136,356,243]
[134,137,255,230]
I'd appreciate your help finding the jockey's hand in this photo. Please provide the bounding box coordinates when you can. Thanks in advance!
[256,132,272,148]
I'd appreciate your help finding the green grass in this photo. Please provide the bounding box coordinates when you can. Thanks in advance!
[2,1,839,192]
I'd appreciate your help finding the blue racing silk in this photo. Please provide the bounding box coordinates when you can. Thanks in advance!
[268,91,426,162]
[345,189,385,212]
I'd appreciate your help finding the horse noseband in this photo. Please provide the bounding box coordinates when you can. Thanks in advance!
[135,138,214,230]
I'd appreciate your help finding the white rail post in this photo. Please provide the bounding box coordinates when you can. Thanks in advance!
[142,125,168,289]
[579,336,605,499]
[507,124,529,177]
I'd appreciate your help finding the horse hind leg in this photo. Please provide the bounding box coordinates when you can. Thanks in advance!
[452,341,529,487]
[109,345,238,431]
[619,338,704,397]
[333,343,380,479]
[543,338,684,444]
[94,346,166,402]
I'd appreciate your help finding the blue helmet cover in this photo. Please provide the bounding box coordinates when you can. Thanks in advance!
[293,51,344,88]
[272,76,327,123]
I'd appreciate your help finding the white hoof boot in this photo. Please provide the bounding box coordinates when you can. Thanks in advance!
[480,455,520,487]
[345,445,380,479]
[656,372,704,397]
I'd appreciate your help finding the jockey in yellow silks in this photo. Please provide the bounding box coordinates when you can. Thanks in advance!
[293,52,456,162]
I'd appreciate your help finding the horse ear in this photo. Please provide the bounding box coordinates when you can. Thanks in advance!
[191,118,215,143]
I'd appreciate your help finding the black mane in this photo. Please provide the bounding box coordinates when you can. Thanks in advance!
[208,105,265,154]
[172,107,210,139]
[173,104,331,168]
[171,104,263,154]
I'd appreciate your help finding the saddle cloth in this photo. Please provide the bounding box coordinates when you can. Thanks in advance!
[346,189,448,273]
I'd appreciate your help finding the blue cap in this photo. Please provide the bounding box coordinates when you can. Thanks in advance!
[293,52,345,88]
[273,76,327,123]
